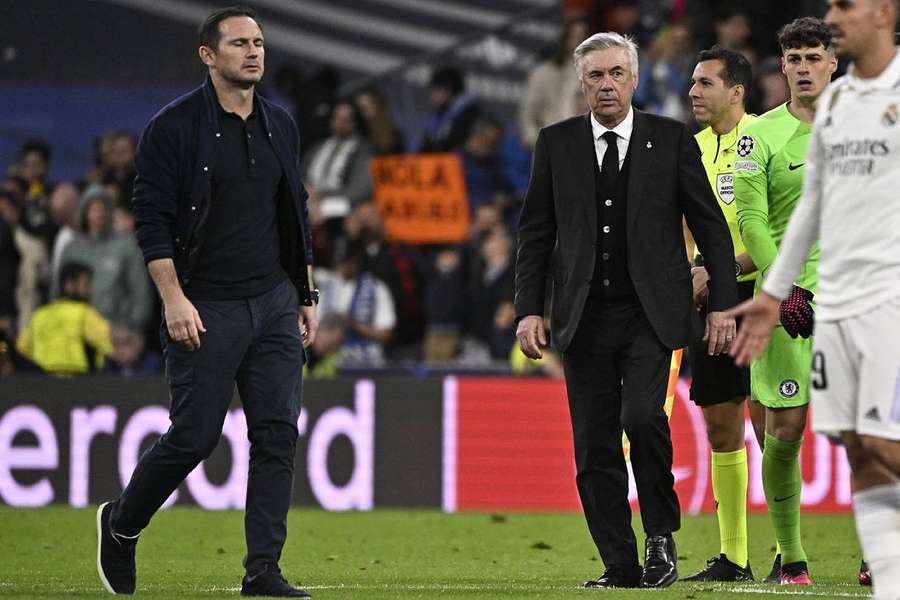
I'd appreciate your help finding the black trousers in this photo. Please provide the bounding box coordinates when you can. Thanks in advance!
[562,297,681,568]
[110,279,303,574]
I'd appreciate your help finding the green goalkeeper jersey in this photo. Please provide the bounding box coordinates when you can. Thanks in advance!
[733,102,819,291]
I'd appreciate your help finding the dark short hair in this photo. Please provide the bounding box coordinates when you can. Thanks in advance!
[59,262,93,287]
[697,45,753,95]
[777,17,832,53]
[429,66,465,95]
[17,139,51,163]
[199,5,259,50]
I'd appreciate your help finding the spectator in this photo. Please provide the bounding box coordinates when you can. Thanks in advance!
[518,16,590,148]
[303,100,374,238]
[15,261,113,375]
[419,65,482,152]
[465,226,515,359]
[304,313,345,378]
[461,116,514,215]
[0,206,20,335]
[355,87,406,155]
[296,65,340,158]
[60,184,151,329]
[48,181,80,296]
[423,245,467,362]
[314,237,396,367]
[635,23,695,120]
[0,190,49,333]
[756,56,790,112]
[13,139,52,201]
[101,131,137,209]
[344,202,426,358]
[715,8,752,54]
[102,324,162,376]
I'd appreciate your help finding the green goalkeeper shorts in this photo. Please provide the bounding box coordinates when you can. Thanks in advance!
[750,324,812,409]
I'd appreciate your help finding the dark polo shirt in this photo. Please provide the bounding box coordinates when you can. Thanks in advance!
[187,103,287,300]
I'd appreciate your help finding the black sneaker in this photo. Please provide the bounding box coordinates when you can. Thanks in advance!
[859,560,872,586]
[763,554,781,583]
[683,554,754,582]
[96,502,138,595]
[241,565,311,597]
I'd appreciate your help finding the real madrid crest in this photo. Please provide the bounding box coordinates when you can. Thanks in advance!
[882,103,898,127]
[736,135,754,157]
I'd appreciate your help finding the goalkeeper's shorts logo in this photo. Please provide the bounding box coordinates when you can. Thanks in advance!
[779,379,800,398]
[736,135,754,157]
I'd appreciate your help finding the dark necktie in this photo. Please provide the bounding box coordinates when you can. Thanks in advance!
[600,130,620,192]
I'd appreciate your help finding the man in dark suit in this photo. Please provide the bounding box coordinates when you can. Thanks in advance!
[515,32,738,589]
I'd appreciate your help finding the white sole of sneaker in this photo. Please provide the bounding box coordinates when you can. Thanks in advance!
[96,502,116,594]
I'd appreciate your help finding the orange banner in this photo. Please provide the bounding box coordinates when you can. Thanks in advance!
[371,154,470,244]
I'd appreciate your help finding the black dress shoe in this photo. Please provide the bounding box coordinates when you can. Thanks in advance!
[583,564,642,588]
[640,535,678,588]
[241,565,311,598]
[683,554,754,582]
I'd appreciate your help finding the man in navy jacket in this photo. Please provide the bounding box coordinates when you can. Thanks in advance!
[96,7,317,597]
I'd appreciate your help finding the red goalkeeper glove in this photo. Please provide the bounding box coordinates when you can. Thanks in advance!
[780,285,815,339]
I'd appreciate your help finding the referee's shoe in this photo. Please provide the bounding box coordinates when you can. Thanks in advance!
[96,501,138,594]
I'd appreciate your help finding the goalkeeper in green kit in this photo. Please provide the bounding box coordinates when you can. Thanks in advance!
[733,17,836,586]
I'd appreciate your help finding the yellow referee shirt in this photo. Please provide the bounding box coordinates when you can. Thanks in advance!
[694,112,757,282]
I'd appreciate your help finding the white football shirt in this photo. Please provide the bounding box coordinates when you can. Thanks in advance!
[763,50,900,321]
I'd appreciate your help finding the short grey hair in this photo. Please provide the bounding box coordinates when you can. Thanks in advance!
[573,32,639,78]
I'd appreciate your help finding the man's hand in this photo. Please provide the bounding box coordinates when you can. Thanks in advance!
[299,304,318,349]
[164,293,205,351]
[516,315,546,360]
[724,292,781,366]
[691,266,709,306]
[704,311,736,356]
[780,285,815,339]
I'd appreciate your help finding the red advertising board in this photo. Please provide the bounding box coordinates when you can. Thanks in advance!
[450,378,852,514]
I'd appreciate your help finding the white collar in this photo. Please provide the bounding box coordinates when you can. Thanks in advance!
[590,106,634,142]
[847,48,900,90]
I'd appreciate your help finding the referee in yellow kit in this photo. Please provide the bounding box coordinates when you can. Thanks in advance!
[682,46,764,582]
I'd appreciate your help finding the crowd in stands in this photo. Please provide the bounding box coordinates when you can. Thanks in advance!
[0,0,794,379]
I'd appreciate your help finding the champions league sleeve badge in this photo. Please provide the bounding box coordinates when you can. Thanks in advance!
[882,103,898,127]
[736,135,754,157]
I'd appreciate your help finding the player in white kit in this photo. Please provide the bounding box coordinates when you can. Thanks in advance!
[727,1,900,598]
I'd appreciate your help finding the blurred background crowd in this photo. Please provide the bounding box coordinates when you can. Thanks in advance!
[0,0,821,378]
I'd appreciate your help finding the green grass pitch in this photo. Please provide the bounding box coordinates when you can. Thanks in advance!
[0,507,869,599]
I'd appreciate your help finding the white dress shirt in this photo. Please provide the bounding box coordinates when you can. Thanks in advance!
[590,107,633,173]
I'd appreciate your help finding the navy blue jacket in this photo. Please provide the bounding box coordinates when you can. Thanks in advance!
[132,76,314,304]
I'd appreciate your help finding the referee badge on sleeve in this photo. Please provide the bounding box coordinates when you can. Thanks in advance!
[736,135,754,157]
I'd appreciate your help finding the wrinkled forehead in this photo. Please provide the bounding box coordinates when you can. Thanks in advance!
[218,16,263,42]
[582,47,633,72]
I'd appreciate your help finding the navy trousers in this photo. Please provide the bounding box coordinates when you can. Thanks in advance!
[111,279,304,574]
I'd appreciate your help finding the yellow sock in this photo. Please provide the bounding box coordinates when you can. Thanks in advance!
[712,447,749,567]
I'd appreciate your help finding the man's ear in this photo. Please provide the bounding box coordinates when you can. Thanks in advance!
[198,45,215,68]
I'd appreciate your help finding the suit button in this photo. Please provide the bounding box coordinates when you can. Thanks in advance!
[602,225,611,234]
[602,253,610,260]
[603,279,610,286]
[605,199,613,207]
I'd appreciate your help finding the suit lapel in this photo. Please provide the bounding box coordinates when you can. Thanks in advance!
[568,113,597,244]
[626,109,649,235]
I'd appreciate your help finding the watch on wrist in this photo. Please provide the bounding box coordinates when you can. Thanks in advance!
[734,261,743,278]
[310,288,320,305]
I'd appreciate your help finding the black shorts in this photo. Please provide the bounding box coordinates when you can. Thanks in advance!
[688,280,755,407]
